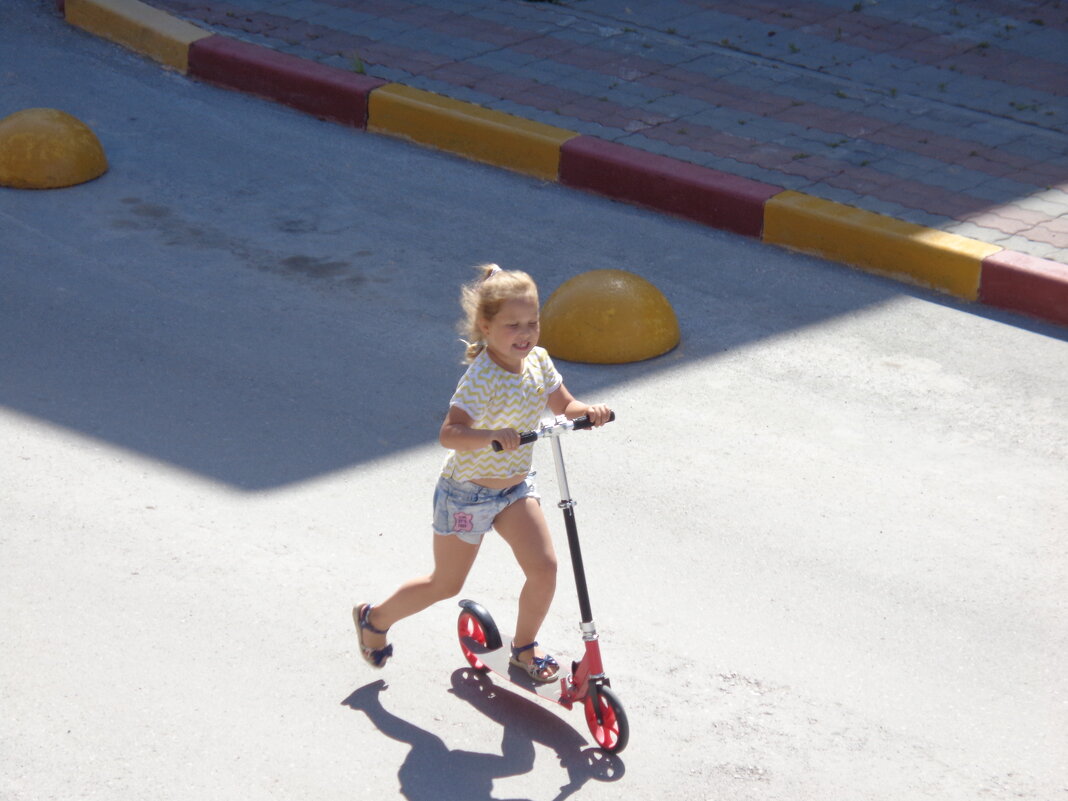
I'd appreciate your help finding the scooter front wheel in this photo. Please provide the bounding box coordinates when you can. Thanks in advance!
[584,684,629,753]
[457,600,502,671]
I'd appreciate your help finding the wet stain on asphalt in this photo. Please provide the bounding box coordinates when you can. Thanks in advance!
[112,198,386,289]
[279,255,350,278]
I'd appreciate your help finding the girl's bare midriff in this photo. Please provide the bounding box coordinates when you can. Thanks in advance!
[472,474,528,490]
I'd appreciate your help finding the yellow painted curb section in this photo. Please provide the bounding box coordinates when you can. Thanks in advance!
[368,84,577,181]
[764,191,1001,300]
[66,0,211,73]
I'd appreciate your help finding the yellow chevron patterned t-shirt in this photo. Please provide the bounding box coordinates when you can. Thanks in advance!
[442,346,562,481]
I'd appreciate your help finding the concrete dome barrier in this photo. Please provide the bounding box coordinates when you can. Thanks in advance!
[540,269,680,364]
[0,108,108,189]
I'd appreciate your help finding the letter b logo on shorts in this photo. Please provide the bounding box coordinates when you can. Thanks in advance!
[453,512,474,533]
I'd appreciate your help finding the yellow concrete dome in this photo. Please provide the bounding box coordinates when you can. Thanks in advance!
[540,269,680,364]
[0,108,108,189]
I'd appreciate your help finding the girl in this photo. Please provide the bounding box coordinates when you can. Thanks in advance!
[355,264,611,683]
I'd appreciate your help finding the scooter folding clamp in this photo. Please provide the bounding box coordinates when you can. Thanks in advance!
[536,414,572,439]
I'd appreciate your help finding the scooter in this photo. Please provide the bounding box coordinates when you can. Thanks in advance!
[456,413,628,753]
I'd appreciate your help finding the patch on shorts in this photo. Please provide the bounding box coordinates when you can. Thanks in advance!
[452,512,474,533]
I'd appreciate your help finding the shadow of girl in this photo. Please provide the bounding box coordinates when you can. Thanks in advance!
[343,678,533,801]
[342,674,623,801]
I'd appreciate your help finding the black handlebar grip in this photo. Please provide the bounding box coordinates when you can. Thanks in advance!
[491,431,540,452]
[571,411,616,431]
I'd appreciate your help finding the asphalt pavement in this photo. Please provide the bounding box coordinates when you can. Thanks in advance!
[3,2,1068,800]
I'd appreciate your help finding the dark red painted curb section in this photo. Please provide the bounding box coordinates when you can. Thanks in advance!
[559,135,780,239]
[979,249,1068,328]
[187,35,386,128]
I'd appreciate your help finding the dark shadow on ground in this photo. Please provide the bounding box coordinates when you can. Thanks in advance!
[3,183,1063,492]
[342,675,623,801]
[2,0,1064,491]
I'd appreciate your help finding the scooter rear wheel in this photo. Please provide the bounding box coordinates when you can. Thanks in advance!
[584,684,629,753]
[457,602,501,672]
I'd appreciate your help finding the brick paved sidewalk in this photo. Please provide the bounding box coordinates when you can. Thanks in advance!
[143,0,1068,265]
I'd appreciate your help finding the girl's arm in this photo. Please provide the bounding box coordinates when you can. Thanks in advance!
[439,405,522,451]
[548,383,612,426]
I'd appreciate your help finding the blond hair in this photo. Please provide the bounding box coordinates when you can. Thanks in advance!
[459,263,538,362]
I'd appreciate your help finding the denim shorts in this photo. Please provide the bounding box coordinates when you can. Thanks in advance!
[433,474,540,545]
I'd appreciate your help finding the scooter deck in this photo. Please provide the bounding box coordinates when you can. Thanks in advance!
[464,639,570,705]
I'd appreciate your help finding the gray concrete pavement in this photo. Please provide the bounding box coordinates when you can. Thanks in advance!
[3,2,1067,800]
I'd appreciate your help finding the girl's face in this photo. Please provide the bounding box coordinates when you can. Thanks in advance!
[479,295,540,372]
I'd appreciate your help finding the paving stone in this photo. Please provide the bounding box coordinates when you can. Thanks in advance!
[140,0,1068,265]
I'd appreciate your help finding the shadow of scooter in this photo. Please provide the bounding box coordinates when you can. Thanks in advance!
[342,673,623,801]
[447,668,625,799]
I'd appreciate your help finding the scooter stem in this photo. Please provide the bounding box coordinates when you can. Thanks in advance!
[551,435,595,626]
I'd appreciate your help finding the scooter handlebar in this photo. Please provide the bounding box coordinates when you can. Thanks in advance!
[570,411,615,431]
[491,412,615,452]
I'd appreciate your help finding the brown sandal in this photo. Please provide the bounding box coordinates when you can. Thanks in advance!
[509,641,559,683]
[353,603,393,668]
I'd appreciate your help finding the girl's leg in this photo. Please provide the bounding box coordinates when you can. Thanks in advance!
[493,497,558,677]
[361,534,481,652]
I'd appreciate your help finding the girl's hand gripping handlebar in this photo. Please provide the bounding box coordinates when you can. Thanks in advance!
[491,412,616,452]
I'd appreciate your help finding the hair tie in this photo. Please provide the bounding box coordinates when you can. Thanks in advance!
[487,264,502,278]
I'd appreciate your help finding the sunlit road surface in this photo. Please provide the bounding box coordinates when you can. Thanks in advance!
[2,4,1066,800]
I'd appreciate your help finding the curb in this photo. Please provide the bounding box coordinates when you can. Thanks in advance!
[65,0,209,73]
[765,191,1001,302]
[980,250,1068,324]
[188,35,386,128]
[62,0,1068,330]
[559,136,778,240]
[367,83,576,182]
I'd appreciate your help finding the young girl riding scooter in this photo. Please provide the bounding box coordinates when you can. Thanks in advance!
[355,263,611,682]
